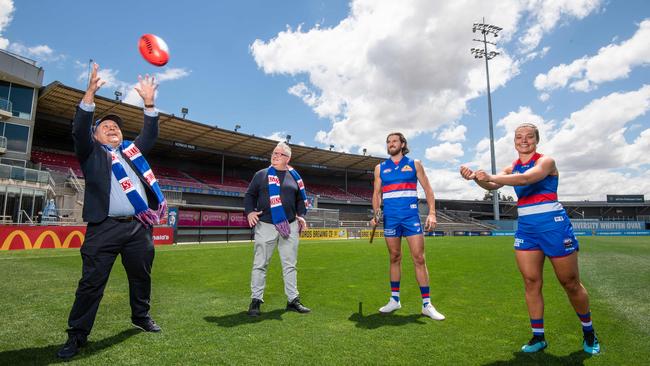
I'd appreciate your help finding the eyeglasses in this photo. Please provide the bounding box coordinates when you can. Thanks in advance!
[272,152,290,158]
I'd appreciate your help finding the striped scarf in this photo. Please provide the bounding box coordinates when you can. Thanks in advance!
[267,166,309,238]
[107,140,167,227]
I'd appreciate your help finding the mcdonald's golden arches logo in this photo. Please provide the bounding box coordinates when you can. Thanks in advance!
[1,228,85,250]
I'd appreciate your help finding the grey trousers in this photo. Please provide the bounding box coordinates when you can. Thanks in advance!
[250,221,300,302]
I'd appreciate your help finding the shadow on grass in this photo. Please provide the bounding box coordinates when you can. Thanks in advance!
[348,311,427,329]
[0,328,140,365]
[483,349,591,366]
[204,309,285,327]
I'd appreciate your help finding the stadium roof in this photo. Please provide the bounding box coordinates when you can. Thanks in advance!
[37,81,382,173]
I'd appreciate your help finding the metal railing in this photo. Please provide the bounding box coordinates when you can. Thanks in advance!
[0,97,12,113]
[0,163,51,184]
[17,209,34,224]
[68,168,84,193]
[305,208,340,228]
[162,189,183,204]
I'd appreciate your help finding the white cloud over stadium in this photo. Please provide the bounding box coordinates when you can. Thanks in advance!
[250,0,650,201]
[534,19,650,93]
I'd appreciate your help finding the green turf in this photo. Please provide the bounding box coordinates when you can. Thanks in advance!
[0,236,648,365]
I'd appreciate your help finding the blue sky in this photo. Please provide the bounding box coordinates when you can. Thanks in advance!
[1,0,649,200]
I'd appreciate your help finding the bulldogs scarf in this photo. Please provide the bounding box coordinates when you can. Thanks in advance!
[267,166,309,238]
[107,141,167,227]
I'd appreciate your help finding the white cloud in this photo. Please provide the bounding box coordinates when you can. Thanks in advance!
[518,0,601,52]
[155,68,191,82]
[523,46,551,62]
[478,86,650,173]
[0,1,64,64]
[469,106,552,172]
[459,86,650,201]
[74,62,191,107]
[251,0,530,155]
[559,169,650,201]
[543,85,650,171]
[535,19,650,93]
[0,0,14,49]
[263,131,288,141]
[6,42,64,63]
[251,0,601,155]
[425,142,464,163]
[424,167,487,200]
[436,123,467,142]
[538,92,550,102]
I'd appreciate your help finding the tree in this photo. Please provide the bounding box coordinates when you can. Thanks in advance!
[482,190,514,202]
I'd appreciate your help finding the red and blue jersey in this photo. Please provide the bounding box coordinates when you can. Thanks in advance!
[513,153,568,232]
[380,156,419,218]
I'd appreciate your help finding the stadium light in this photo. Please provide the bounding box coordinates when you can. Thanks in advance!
[286,134,291,143]
[472,17,501,220]
[329,144,334,151]
[235,124,241,132]
[181,107,189,119]
[114,91,122,101]
[362,148,367,155]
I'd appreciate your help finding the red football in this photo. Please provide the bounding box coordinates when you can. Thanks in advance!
[138,34,169,67]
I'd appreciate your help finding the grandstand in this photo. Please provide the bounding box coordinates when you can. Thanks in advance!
[1,48,649,244]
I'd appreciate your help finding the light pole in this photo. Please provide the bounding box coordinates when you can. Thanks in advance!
[472,18,502,220]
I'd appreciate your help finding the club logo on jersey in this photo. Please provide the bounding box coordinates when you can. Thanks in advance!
[554,216,564,222]
[563,237,574,249]
[410,204,417,209]
[401,165,413,172]
[514,238,524,247]
[383,168,392,174]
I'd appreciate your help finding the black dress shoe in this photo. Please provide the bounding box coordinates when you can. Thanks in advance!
[248,298,263,317]
[286,297,311,313]
[56,334,87,360]
[132,317,162,332]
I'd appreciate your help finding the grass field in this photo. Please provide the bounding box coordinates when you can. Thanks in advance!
[0,236,648,365]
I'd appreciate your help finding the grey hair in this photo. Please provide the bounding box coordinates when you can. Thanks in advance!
[515,123,540,143]
[276,141,292,157]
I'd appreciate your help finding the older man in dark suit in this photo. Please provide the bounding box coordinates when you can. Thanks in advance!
[57,64,166,360]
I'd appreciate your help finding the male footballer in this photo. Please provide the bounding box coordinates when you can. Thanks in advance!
[370,132,445,320]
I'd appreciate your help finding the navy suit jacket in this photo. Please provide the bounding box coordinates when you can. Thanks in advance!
[72,106,159,223]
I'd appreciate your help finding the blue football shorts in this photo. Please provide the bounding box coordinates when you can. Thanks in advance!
[514,223,579,257]
[383,214,423,238]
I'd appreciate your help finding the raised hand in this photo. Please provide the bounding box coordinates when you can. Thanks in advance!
[82,63,106,104]
[134,74,158,106]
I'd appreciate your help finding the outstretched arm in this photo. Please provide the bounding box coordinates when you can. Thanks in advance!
[133,75,159,154]
[73,63,106,161]
[415,160,436,231]
[475,156,556,187]
[460,165,509,190]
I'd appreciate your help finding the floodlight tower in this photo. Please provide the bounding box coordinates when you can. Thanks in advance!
[471,18,502,220]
